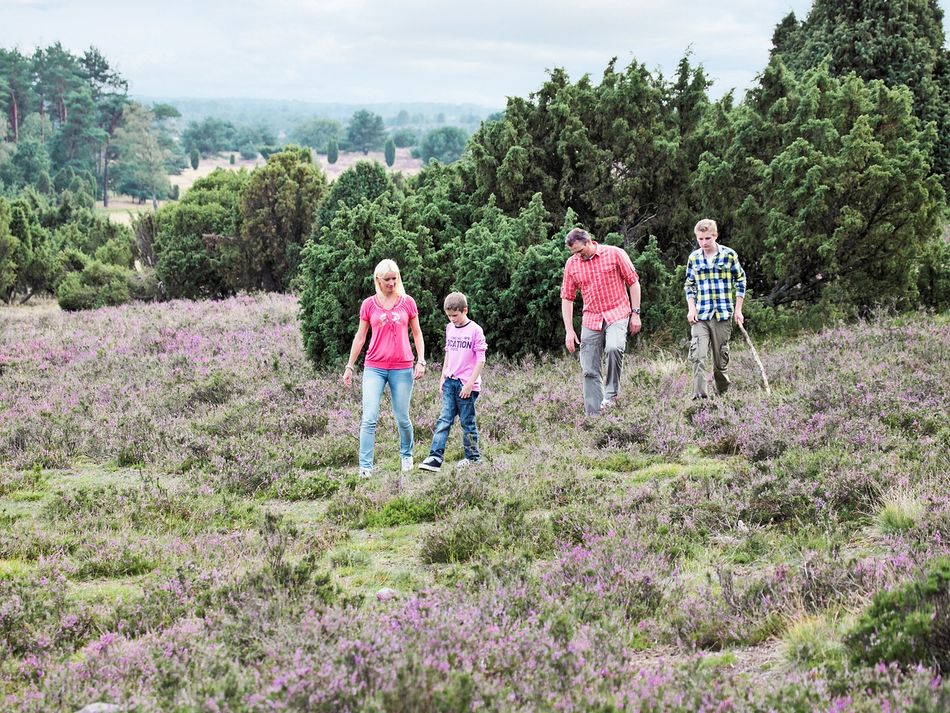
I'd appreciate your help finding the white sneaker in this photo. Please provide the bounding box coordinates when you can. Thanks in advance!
[600,399,615,411]
[359,466,373,479]
[401,456,414,472]
[456,458,479,467]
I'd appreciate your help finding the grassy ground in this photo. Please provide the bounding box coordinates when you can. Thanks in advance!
[0,296,948,711]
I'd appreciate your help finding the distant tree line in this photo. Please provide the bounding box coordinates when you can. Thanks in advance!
[290,110,469,164]
[0,43,186,207]
[2,1,948,352]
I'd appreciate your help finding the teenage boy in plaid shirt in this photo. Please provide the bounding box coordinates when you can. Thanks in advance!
[561,228,642,415]
[684,218,746,399]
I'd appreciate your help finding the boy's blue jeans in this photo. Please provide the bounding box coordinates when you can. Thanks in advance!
[427,378,480,462]
[359,367,414,469]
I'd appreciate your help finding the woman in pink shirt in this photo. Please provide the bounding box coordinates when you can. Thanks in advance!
[342,259,426,478]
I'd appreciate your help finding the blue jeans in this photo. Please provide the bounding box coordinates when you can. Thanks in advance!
[359,367,414,469]
[428,378,480,462]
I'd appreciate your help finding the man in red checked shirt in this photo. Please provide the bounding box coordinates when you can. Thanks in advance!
[560,228,642,415]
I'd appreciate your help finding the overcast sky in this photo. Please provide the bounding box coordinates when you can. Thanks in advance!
[3,0,949,109]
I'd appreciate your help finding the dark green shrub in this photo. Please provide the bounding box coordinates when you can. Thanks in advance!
[845,557,950,673]
[419,126,468,164]
[127,266,161,301]
[391,128,417,148]
[54,271,97,311]
[239,145,327,292]
[917,235,950,311]
[314,160,400,230]
[56,260,133,310]
[153,169,248,298]
[94,235,134,267]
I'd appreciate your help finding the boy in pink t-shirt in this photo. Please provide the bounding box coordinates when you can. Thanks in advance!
[418,292,487,471]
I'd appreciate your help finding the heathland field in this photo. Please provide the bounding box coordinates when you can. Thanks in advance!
[1,296,948,711]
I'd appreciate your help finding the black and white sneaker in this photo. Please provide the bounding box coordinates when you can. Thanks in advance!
[418,456,442,472]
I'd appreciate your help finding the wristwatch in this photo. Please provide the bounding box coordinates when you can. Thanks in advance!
[631,308,641,314]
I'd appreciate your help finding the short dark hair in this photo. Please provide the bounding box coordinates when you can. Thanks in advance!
[565,228,590,247]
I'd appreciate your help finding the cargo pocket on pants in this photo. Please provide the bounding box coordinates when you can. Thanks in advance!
[719,341,730,368]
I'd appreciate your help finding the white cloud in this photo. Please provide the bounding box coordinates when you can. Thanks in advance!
[4,0,945,106]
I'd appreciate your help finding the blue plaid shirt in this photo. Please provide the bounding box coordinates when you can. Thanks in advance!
[684,245,747,321]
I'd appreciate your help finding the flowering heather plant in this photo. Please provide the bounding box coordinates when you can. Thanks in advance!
[1,298,948,710]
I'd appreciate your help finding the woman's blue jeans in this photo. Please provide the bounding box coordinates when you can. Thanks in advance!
[428,378,480,462]
[360,367,414,469]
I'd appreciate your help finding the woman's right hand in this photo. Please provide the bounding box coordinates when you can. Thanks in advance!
[343,366,353,386]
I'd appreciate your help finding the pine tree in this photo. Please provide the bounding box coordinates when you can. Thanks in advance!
[770,0,950,189]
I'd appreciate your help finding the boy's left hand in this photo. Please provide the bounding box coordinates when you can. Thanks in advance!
[460,384,473,398]
[629,313,642,334]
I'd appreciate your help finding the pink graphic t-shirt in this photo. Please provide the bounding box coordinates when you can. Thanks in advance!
[442,320,487,391]
[359,294,419,370]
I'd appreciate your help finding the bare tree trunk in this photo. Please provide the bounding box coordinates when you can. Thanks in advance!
[102,140,110,207]
[10,95,18,142]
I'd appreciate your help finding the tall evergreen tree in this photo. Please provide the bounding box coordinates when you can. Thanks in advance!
[346,110,386,154]
[693,62,944,312]
[112,103,172,208]
[770,0,950,188]
[81,47,129,204]
[0,49,33,142]
[239,145,327,291]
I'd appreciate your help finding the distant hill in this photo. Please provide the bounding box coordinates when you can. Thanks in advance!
[134,96,502,137]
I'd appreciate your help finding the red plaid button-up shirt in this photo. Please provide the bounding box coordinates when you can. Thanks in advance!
[560,242,639,330]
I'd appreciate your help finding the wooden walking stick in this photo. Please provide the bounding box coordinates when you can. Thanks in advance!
[737,323,771,396]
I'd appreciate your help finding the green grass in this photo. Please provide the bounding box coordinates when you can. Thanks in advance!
[780,613,847,671]
[0,559,34,580]
[67,579,144,605]
[874,489,926,535]
[327,526,429,595]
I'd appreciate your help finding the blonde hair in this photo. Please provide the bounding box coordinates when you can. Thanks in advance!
[373,259,406,297]
[694,218,718,234]
[443,292,468,312]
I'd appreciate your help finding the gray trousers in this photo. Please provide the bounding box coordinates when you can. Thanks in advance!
[580,318,628,415]
[689,319,732,397]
